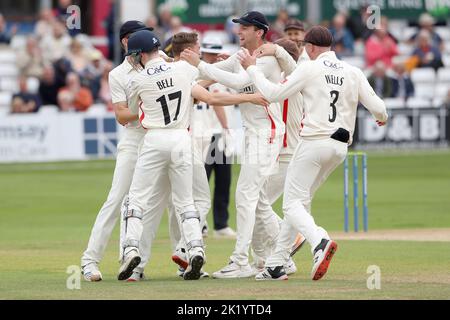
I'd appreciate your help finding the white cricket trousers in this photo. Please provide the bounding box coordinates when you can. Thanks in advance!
[251,160,289,261]
[266,137,347,268]
[170,136,211,252]
[231,133,282,266]
[81,128,155,267]
[125,129,203,258]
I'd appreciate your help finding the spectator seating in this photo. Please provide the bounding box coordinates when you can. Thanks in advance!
[411,67,436,84]
[402,27,418,42]
[0,92,12,109]
[0,50,15,64]
[443,54,450,67]
[341,56,366,69]
[437,68,450,83]
[86,104,107,116]
[38,105,59,114]
[407,97,432,108]
[435,27,450,41]
[384,97,406,109]
[0,64,19,78]
[0,78,18,92]
[398,43,413,56]
[415,83,435,99]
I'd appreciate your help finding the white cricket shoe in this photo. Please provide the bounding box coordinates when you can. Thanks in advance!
[255,266,288,281]
[213,227,237,239]
[284,258,297,275]
[126,271,145,282]
[82,263,102,282]
[212,261,254,279]
[118,249,141,281]
[311,239,338,281]
[172,248,189,270]
[183,251,205,281]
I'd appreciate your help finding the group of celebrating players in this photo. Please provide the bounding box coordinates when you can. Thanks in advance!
[80,11,388,282]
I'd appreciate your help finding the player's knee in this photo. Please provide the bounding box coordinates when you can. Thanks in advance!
[124,208,143,220]
[180,210,200,223]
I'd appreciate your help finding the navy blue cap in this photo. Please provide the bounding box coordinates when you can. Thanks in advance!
[126,30,161,56]
[232,11,269,32]
[120,20,153,41]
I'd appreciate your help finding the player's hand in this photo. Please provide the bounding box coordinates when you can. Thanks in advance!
[216,53,230,62]
[180,48,201,67]
[248,92,269,107]
[237,48,257,70]
[255,43,277,58]
[376,120,386,127]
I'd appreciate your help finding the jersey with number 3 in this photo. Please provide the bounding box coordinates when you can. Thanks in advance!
[247,51,388,143]
[129,58,198,130]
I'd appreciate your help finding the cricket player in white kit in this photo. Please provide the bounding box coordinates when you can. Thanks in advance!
[239,26,388,281]
[80,21,169,282]
[250,39,307,269]
[118,30,270,281]
[182,11,290,278]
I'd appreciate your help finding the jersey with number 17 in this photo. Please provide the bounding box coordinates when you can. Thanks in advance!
[129,58,199,130]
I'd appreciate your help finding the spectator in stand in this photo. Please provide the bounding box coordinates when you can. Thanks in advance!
[164,16,192,42]
[39,65,62,106]
[346,6,372,41]
[365,16,398,68]
[146,15,164,45]
[283,19,309,63]
[53,57,72,88]
[57,72,93,112]
[67,38,89,74]
[269,9,290,42]
[40,20,71,62]
[80,49,104,101]
[0,13,17,44]
[11,77,42,114]
[412,30,444,71]
[391,58,415,100]
[158,3,173,34]
[225,12,240,44]
[98,60,113,111]
[330,12,354,57]
[17,36,47,78]
[284,19,305,48]
[410,13,443,52]
[105,0,116,61]
[34,8,55,40]
[368,61,394,98]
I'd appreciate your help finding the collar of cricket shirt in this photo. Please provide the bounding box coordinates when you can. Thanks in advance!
[123,57,135,74]
[317,51,337,60]
[144,57,165,68]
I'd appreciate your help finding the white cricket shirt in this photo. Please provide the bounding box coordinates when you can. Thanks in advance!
[129,58,198,130]
[197,53,285,138]
[247,51,388,144]
[109,58,142,129]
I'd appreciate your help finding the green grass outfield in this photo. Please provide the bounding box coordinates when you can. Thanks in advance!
[1,150,449,300]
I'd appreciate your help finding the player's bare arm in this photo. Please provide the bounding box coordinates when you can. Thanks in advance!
[197,79,216,89]
[191,84,268,107]
[113,102,139,126]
